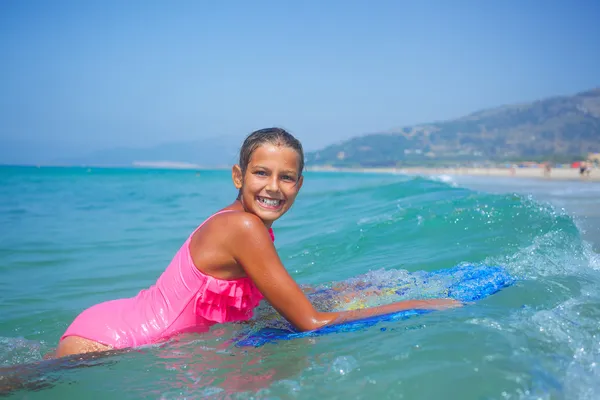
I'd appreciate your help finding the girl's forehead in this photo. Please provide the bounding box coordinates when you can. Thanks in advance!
[249,144,301,167]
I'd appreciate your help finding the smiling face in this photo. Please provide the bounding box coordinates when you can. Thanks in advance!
[232,143,303,227]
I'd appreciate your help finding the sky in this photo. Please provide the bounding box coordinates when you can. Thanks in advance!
[1,0,600,161]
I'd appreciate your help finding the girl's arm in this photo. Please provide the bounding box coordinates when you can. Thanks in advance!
[228,214,461,332]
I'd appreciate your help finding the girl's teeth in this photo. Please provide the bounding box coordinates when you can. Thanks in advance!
[259,197,280,207]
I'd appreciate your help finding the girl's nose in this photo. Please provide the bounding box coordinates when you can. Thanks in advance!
[266,176,280,192]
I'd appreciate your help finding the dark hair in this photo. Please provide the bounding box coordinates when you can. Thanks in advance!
[238,127,305,176]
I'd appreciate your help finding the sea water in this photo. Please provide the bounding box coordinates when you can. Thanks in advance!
[1,166,599,399]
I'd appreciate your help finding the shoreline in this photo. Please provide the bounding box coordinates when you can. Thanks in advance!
[307,166,600,182]
[3,164,598,183]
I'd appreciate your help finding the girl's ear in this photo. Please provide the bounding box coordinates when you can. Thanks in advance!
[232,165,243,189]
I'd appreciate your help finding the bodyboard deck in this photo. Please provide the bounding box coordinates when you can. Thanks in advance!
[234,264,515,347]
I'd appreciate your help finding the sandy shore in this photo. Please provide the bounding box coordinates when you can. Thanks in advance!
[308,166,600,182]
[402,166,599,182]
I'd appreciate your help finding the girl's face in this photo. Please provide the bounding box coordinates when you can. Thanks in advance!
[233,144,303,227]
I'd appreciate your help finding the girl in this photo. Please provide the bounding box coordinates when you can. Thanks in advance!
[55,127,460,357]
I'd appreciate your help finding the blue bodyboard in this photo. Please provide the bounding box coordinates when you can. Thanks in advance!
[234,264,515,347]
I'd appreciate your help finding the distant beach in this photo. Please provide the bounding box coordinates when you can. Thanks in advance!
[307,165,600,182]
[403,166,599,182]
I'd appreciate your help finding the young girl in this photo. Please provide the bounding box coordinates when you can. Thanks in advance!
[55,127,460,358]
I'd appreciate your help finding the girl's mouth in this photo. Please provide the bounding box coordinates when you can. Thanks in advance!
[257,196,283,210]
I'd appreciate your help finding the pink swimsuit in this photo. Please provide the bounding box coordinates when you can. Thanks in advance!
[61,211,271,349]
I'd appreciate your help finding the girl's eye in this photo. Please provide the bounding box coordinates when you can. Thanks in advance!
[255,171,267,176]
[282,175,295,182]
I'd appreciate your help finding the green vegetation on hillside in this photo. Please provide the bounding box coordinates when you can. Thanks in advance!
[306,88,600,167]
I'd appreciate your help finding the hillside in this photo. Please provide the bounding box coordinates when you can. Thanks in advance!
[62,138,241,167]
[0,137,244,168]
[306,88,600,167]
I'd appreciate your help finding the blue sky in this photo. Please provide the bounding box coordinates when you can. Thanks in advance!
[1,0,599,159]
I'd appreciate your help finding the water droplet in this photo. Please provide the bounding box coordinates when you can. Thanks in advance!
[331,355,359,376]
[277,379,301,393]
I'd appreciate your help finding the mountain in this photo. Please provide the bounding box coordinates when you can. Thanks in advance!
[54,136,241,168]
[0,139,85,166]
[306,88,600,167]
[4,88,599,168]
[0,135,243,167]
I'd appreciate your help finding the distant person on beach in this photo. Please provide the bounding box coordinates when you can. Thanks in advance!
[54,128,461,358]
[580,161,588,178]
[543,162,552,178]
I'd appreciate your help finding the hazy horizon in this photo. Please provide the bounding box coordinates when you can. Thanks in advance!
[2,1,600,164]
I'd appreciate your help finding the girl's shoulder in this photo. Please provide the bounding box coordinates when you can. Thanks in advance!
[206,208,276,244]
[192,208,267,242]
[217,210,268,236]
[213,207,263,226]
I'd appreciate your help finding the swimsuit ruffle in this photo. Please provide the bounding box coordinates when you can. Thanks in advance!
[195,274,264,323]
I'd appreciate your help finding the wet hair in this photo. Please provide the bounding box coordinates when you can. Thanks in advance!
[238,127,305,177]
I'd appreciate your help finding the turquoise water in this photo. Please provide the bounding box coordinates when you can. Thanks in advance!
[1,166,599,399]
